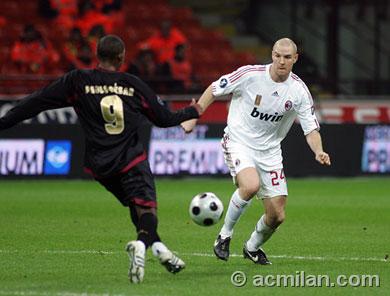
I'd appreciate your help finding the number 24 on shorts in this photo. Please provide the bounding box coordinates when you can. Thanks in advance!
[270,169,285,186]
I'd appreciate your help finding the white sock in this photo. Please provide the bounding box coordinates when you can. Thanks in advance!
[246,214,275,252]
[219,189,250,238]
[151,242,169,257]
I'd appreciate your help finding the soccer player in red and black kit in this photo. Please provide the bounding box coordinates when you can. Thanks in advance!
[0,35,202,283]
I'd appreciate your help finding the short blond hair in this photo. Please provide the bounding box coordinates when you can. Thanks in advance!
[273,38,297,53]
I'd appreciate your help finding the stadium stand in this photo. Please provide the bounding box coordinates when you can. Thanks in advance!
[0,0,257,94]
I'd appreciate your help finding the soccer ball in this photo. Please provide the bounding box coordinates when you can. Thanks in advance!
[189,192,224,226]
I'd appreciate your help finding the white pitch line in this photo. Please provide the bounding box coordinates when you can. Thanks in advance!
[0,250,115,255]
[0,249,387,263]
[0,291,125,296]
[186,252,387,262]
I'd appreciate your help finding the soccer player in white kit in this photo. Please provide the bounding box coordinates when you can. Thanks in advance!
[181,38,331,264]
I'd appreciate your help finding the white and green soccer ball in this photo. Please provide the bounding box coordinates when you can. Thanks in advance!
[189,192,224,226]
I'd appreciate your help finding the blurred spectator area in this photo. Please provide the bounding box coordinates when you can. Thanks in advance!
[0,0,257,94]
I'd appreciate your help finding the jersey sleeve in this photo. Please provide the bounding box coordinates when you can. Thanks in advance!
[133,76,200,127]
[294,83,320,135]
[211,65,253,97]
[0,71,76,130]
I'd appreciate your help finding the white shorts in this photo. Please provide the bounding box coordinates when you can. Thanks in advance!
[221,133,288,198]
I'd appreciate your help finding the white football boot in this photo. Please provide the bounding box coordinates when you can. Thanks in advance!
[158,250,185,274]
[125,240,146,283]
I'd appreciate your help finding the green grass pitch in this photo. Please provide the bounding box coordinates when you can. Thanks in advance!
[0,177,389,295]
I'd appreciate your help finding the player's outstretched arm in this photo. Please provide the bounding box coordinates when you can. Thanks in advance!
[181,84,215,133]
[133,76,201,127]
[305,130,331,166]
[0,75,72,130]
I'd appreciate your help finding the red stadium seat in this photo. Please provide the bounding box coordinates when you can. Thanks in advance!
[205,30,225,43]
[235,52,258,65]
[195,67,221,87]
[136,25,158,41]
[181,25,205,42]
[35,25,50,39]
[126,0,167,4]
[124,4,153,20]
[125,27,140,42]
[0,48,10,73]
[153,3,173,20]
[218,50,236,65]
[172,7,194,24]
[190,47,214,68]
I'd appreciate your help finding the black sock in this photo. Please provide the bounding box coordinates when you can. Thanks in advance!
[153,233,161,244]
[129,206,139,231]
[137,213,159,248]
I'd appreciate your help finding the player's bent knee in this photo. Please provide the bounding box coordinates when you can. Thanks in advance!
[239,179,260,199]
[276,211,285,225]
[239,185,260,199]
[236,168,260,199]
[268,211,285,228]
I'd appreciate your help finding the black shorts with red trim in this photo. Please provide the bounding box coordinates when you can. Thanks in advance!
[97,159,157,208]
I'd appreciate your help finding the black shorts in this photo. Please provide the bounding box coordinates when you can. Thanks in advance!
[97,160,157,208]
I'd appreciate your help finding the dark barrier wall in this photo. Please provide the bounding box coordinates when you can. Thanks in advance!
[0,122,388,178]
[140,123,386,177]
[282,124,365,177]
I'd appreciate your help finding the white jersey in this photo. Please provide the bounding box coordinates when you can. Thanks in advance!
[211,64,319,151]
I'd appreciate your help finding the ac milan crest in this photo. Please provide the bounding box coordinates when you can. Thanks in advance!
[285,100,292,111]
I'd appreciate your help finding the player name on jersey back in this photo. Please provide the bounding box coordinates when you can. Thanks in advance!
[84,83,134,96]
